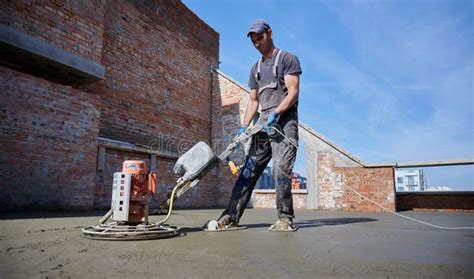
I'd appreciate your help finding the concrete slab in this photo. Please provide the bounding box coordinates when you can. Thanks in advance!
[1,209,473,278]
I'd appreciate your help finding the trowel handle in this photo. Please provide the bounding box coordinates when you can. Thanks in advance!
[228,161,239,176]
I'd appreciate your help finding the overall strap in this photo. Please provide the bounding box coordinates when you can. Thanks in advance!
[255,59,262,81]
[272,49,283,78]
[255,49,283,81]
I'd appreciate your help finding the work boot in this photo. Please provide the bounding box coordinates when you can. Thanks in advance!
[217,214,240,230]
[269,217,298,232]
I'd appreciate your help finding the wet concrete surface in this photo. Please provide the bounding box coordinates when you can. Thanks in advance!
[1,209,473,278]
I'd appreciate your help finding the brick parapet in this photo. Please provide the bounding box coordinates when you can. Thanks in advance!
[317,152,395,212]
[396,192,474,211]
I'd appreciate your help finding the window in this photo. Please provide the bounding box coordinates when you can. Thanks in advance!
[397,177,404,184]
[406,175,417,186]
[397,187,404,192]
[256,166,274,189]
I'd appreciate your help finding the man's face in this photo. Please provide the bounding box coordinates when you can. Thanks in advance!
[250,30,272,55]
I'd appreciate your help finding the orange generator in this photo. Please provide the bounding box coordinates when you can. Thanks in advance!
[111,160,157,224]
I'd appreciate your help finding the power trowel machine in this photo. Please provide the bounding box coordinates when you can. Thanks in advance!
[82,124,265,240]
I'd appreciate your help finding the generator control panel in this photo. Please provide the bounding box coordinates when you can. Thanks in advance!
[112,172,131,221]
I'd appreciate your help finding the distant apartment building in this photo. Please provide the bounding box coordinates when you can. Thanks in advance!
[395,169,426,192]
[425,186,453,191]
[292,172,307,190]
[256,167,307,190]
[257,167,274,189]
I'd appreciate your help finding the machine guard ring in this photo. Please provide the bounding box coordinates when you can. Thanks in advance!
[82,222,180,240]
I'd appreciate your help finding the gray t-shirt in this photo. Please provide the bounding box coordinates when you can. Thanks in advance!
[248,49,302,92]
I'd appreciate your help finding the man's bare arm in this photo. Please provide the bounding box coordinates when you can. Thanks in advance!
[242,89,259,126]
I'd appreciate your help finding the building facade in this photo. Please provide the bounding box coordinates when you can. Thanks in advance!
[256,166,274,189]
[395,169,426,192]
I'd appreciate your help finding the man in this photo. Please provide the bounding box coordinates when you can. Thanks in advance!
[217,19,302,232]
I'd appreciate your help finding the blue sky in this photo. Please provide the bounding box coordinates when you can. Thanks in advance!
[183,0,473,190]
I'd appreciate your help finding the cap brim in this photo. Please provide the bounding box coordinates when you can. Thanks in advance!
[247,28,266,37]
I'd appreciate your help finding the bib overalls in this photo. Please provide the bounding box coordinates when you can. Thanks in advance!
[221,49,299,222]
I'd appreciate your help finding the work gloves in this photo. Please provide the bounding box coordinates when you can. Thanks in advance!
[266,111,278,127]
[236,125,248,137]
[236,111,278,137]
[265,111,279,137]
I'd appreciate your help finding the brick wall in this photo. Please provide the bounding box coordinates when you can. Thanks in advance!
[317,152,395,212]
[251,191,307,209]
[211,71,249,207]
[248,150,396,213]
[91,0,219,209]
[397,192,474,211]
[95,0,218,147]
[0,67,100,210]
[0,1,105,63]
[1,0,220,210]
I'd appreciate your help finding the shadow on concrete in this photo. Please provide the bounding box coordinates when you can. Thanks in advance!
[177,217,378,234]
[0,210,108,220]
[296,218,378,229]
[245,223,273,229]
[245,218,378,229]
[0,208,202,220]
[244,218,378,229]
[179,227,205,234]
[242,218,378,230]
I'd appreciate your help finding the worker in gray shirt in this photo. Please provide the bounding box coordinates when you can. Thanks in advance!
[217,19,302,232]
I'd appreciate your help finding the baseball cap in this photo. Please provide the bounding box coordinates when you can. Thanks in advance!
[247,19,271,37]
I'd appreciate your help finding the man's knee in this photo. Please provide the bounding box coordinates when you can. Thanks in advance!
[238,158,257,180]
[272,160,293,179]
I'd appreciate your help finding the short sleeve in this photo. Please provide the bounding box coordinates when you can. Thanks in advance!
[248,63,258,89]
[282,52,302,77]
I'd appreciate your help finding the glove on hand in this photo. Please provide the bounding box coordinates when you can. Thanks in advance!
[266,111,278,127]
[236,125,248,137]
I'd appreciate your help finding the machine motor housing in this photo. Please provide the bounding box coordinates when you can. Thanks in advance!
[111,160,156,224]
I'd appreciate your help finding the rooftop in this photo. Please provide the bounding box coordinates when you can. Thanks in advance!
[1,209,473,278]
